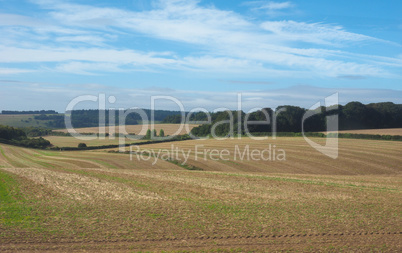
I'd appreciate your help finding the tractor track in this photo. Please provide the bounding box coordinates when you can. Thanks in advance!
[1,231,400,251]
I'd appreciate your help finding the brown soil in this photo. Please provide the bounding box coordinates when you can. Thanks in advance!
[326,128,402,136]
[1,232,400,252]
[53,123,199,136]
[0,138,401,252]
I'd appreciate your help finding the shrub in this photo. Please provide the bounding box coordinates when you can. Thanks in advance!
[78,143,87,148]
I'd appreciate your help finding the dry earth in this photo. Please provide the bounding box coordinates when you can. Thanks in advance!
[0,137,401,251]
[43,136,146,148]
[326,128,402,136]
[53,123,199,136]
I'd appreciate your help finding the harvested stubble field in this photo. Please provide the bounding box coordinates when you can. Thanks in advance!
[53,123,199,136]
[0,137,401,251]
[326,128,402,136]
[43,135,146,148]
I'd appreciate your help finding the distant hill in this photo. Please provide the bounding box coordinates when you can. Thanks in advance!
[2,102,401,133]
[0,114,56,128]
[1,110,58,115]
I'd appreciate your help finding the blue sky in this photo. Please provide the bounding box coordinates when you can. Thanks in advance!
[0,0,401,112]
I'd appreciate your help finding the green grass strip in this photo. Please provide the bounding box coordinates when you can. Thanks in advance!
[166,159,203,171]
[19,153,55,169]
[0,146,6,158]
[35,150,60,157]
[0,145,26,167]
[0,170,36,228]
[90,159,119,169]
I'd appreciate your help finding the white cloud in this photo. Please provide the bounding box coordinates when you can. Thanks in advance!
[0,46,176,64]
[54,62,125,75]
[179,56,260,73]
[260,21,373,45]
[0,68,33,75]
[243,1,295,16]
[259,1,294,10]
[0,0,399,79]
[0,13,44,26]
[55,35,110,46]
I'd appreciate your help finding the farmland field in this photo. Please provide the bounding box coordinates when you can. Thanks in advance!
[0,114,52,128]
[53,123,199,136]
[43,135,146,148]
[109,137,402,175]
[326,128,402,136]
[0,137,401,251]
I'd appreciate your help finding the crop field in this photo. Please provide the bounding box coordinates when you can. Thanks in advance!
[53,123,199,136]
[326,128,402,136]
[0,114,51,128]
[112,137,402,175]
[43,136,146,148]
[0,137,401,251]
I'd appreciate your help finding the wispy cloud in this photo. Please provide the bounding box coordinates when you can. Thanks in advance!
[55,35,111,46]
[255,1,294,10]
[0,45,175,64]
[0,0,400,79]
[337,75,366,80]
[219,79,274,85]
[242,1,295,16]
[0,13,44,26]
[260,21,374,46]
[0,68,33,75]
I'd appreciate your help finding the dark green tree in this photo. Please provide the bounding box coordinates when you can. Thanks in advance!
[145,129,151,139]
[78,143,87,148]
[275,106,306,132]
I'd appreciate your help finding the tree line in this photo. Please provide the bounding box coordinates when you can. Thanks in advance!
[186,102,402,137]
[2,110,58,114]
[144,129,165,139]
[33,109,184,128]
[0,125,51,148]
[4,102,401,134]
